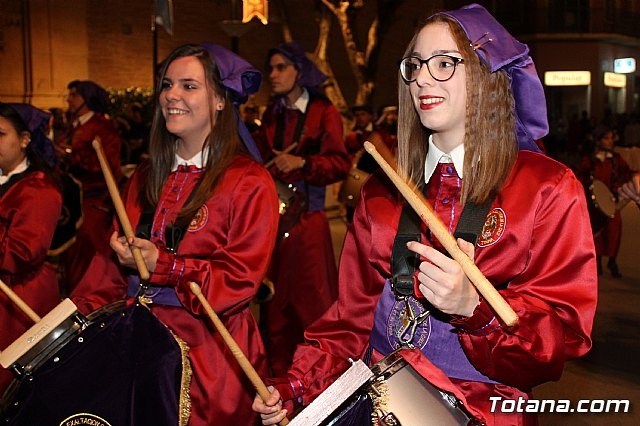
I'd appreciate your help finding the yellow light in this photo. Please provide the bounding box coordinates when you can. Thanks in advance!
[604,72,626,88]
[544,71,591,86]
[243,0,268,25]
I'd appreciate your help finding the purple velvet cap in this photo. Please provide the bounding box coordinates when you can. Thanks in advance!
[267,41,327,88]
[200,42,262,105]
[7,103,57,167]
[199,43,263,162]
[437,3,548,152]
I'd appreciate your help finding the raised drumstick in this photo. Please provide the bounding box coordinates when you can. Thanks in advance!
[364,141,518,326]
[188,282,289,425]
[92,138,150,281]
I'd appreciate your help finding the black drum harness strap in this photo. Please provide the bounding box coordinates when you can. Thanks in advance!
[391,196,494,345]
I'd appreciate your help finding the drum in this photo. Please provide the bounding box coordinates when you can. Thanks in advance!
[292,350,477,426]
[588,178,616,234]
[275,179,307,237]
[338,168,370,208]
[1,301,190,426]
[364,350,476,426]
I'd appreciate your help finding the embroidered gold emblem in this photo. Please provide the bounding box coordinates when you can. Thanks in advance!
[477,208,506,247]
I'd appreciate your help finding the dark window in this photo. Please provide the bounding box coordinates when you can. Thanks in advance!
[549,0,589,32]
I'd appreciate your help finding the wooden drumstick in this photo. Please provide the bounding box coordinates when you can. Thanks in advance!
[363,141,519,327]
[188,282,289,425]
[264,142,298,169]
[0,279,41,323]
[92,138,150,281]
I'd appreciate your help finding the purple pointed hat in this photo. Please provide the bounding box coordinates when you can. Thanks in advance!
[7,103,57,167]
[436,3,548,152]
[268,41,327,88]
[200,43,263,161]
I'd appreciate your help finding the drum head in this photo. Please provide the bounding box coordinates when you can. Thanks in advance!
[590,179,616,218]
[1,304,188,426]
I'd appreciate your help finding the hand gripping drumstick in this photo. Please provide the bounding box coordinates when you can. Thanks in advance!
[264,142,298,169]
[92,138,150,281]
[363,141,519,327]
[188,282,290,425]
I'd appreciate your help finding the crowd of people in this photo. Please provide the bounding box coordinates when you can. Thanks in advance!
[1,2,640,425]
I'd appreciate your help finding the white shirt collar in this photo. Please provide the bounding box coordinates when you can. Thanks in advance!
[424,134,465,183]
[595,150,613,162]
[172,146,209,171]
[287,87,310,113]
[0,158,29,185]
[76,111,94,126]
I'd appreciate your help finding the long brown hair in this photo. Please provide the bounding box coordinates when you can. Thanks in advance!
[397,15,518,205]
[144,44,244,222]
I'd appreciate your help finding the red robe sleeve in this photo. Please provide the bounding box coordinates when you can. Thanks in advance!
[451,165,597,390]
[0,173,62,275]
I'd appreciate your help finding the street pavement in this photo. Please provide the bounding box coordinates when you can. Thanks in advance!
[326,189,640,425]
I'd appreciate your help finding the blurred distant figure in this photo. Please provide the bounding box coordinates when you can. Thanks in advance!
[376,104,398,136]
[341,104,396,222]
[580,125,633,277]
[122,102,150,164]
[56,79,123,293]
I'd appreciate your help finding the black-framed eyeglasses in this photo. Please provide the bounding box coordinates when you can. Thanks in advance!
[399,54,464,83]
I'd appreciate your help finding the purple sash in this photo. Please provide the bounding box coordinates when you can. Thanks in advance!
[370,279,497,383]
[305,184,325,212]
[126,275,181,307]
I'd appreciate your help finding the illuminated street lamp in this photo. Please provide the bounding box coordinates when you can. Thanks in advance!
[243,0,268,25]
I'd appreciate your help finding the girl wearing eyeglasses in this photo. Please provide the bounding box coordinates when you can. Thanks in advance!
[254,4,597,425]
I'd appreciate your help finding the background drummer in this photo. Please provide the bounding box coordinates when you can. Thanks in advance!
[55,80,123,294]
[0,103,63,393]
[253,4,597,425]
[71,43,279,425]
[342,104,397,223]
[579,125,633,277]
[252,41,351,378]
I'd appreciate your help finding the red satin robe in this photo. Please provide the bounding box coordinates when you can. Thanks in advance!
[0,170,62,392]
[254,92,351,376]
[71,154,279,426]
[273,150,597,426]
[58,114,123,292]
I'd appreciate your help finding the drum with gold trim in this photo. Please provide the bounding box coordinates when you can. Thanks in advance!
[0,301,190,426]
[291,350,478,426]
